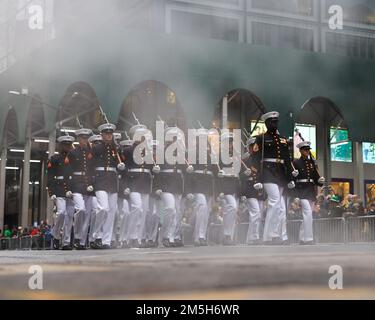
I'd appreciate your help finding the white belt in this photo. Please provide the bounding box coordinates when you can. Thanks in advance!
[297,179,314,183]
[55,176,64,180]
[95,167,117,172]
[160,169,182,174]
[194,170,213,175]
[246,177,254,181]
[128,168,151,174]
[263,158,284,164]
[73,172,87,176]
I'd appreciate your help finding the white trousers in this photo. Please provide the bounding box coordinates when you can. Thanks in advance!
[127,192,149,243]
[89,196,98,243]
[93,191,118,245]
[244,198,262,242]
[192,194,210,242]
[299,199,314,242]
[222,194,237,239]
[160,193,181,243]
[146,197,161,242]
[119,198,130,242]
[52,197,74,245]
[263,183,286,241]
[72,193,93,246]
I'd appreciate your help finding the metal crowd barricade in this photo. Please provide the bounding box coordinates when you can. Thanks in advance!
[181,224,193,245]
[235,223,249,244]
[20,236,32,250]
[207,223,224,245]
[286,220,303,244]
[346,215,375,243]
[313,217,346,244]
[0,238,10,250]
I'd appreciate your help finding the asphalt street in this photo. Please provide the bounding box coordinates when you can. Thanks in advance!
[1,243,374,299]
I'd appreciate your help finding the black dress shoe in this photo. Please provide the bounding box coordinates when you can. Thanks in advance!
[62,244,73,250]
[73,239,80,249]
[199,238,208,246]
[174,239,184,247]
[53,239,60,250]
[162,238,170,247]
[75,244,86,250]
[101,244,111,249]
[90,239,103,249]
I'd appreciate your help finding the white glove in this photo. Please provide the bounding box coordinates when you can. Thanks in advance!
[218,170,225,178]
[50,194,57,201]
[292,170,299,178]
[152,165,160,174]
[186,165,194,173]
[117,162,126,171]
[253,183,263,190]
[241,196,247,202]
[155,189,163,197]
[294,198,301,205]
[66,191,73,198]
[186,193,194,201]
[124,188,130,196]
[287,181,295,189]
[219,192,225,199]
[242,152,250,160]
[87,185,94,192]
[244,168,252,176]
[318,176,325,184]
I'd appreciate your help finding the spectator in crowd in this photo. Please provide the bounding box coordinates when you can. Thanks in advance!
[367,202,375,216]
[3,225,11,238]
[288,198,302,220]
[11,226,18,237]
[21,227,29,237]
[30,227,39,236]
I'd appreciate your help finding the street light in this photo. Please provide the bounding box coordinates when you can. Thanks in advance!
[9,90,58,110]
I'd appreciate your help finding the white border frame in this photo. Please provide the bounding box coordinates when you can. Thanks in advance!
[170,0,244,11]
[247,0,319,23]
[166,4,245,42]
[247,16,319,52]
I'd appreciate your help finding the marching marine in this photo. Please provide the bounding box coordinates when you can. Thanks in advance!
[292,141,325,245]
[90,122,125,249]
[65,128,94,249]
[252,111,297,245]
[47,134,75,250]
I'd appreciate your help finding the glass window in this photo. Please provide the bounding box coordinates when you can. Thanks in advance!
[250,120,267,136]
[363,142,375,163]
[170,10,240,41]
[365,180,375,206]
[293,124,316,159]
[251,0,314,16]
[325,0,375,26]
[331,179,353,203]
[326,32,375,59]
[330,127,352,162]
[252,21,314,51]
